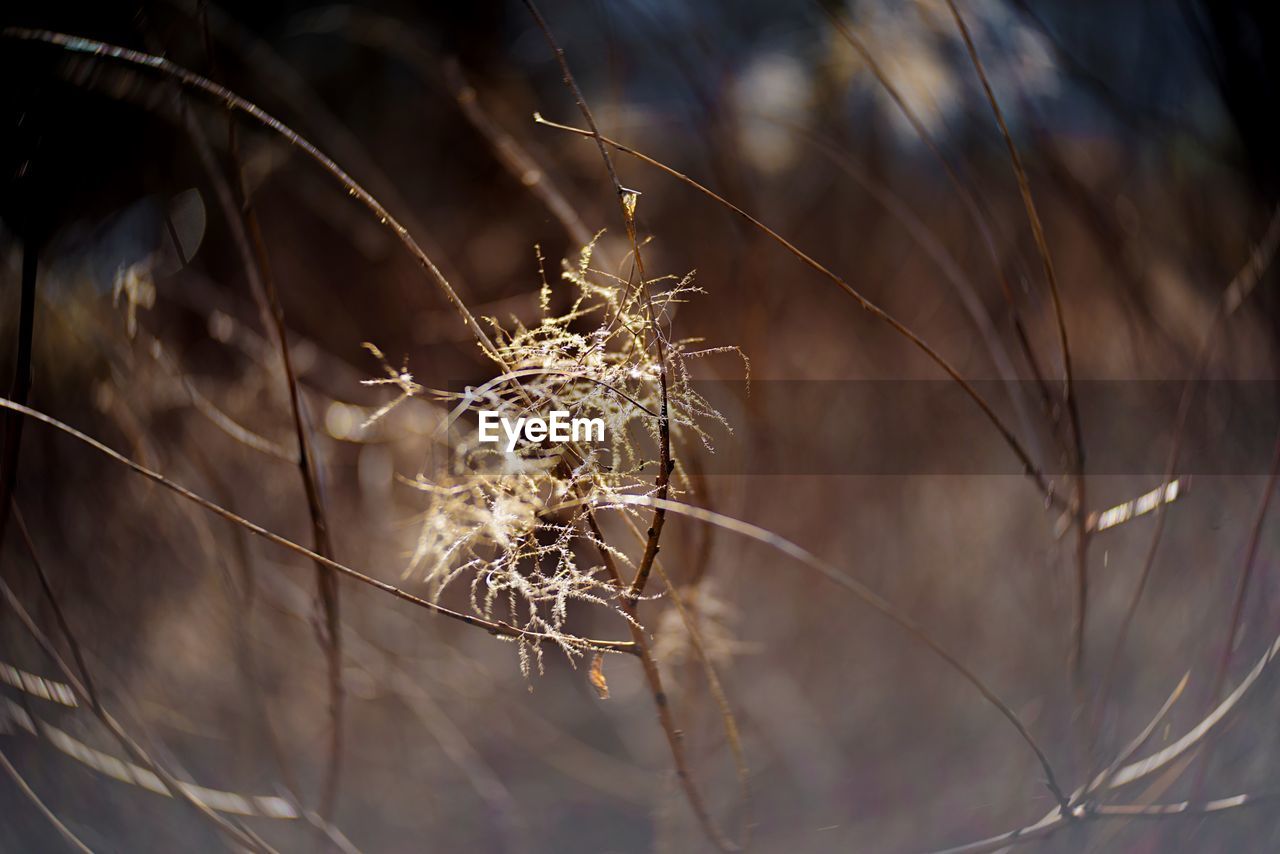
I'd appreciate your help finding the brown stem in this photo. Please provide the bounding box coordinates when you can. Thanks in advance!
[519,0,674,608]
[942,1,1090,721]
[519,4,728,845]
[583,512,740,852]
[196,11,346,817]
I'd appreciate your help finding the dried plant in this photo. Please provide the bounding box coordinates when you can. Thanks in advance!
[360,233,738,676]
[4,3,1280,853]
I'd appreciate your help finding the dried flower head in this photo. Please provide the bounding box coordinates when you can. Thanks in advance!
[364,235,743,674]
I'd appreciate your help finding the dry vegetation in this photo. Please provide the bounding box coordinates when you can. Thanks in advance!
[2,1,1280,852]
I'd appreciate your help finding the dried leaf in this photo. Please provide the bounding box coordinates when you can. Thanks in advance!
[589,653,609,699]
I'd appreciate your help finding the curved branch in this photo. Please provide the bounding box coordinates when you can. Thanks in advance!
[588,494,1069,810]
[0,27,498,360]
[0,397,636,656]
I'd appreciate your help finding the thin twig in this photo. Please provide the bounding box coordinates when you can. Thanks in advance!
[2,694,298,821]
[11,503,99,706]
[816,1,1065,469]
[994,669,1195,854]
[621,512,752,849]
[582,512,740,852]
[1083,672,1190,799]
[0,746,95,853]
[942,0,1090,709]
[520,7,724,849]
[518,0,674,608]
[196,11,347,815]
[1104,615,1280,793]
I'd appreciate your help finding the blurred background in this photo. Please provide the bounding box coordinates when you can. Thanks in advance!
[2,0,1280,851]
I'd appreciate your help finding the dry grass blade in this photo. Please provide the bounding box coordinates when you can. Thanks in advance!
[924,809,1069,854]
[971,672,1192,853]
[1088,480,1186,533]
[921,788,1280,854]
[927,787,1280,854]
[1084,672,1190,799]
[0,659,76,707]
[2,697,298,821]
[1107,623,1280,790]
[950,518,1280,852]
